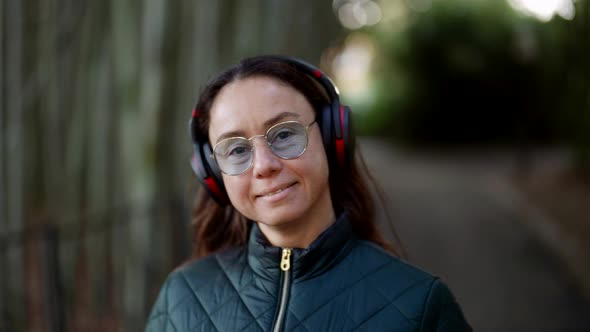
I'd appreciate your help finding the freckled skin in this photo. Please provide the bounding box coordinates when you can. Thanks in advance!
[208,76,335,248]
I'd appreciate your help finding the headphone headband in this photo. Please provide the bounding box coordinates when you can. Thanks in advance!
[272,57,341,103]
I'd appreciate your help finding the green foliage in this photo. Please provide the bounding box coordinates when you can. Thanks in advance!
[359,0,589,148]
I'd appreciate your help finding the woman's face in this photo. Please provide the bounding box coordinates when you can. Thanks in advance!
[208,76,333,231]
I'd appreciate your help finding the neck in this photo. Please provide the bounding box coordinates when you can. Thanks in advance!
[258,194,336,249]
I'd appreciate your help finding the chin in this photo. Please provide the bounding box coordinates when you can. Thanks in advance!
[254,203,308,227]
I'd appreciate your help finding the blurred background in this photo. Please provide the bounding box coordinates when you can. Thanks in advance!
[1,0,589,331]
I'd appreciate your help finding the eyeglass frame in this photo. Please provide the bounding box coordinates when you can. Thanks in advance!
[210,119,317,176]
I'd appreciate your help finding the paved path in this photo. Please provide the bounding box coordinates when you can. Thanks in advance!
[360,138,590,331]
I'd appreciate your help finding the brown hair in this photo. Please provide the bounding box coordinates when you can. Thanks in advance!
[191,56,402,259]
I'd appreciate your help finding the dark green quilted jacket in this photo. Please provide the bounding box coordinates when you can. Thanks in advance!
[146,213,471,331]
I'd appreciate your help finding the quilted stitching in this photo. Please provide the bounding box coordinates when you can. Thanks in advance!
[167,318,180,332]
[281,245,431,332]
[419,279,472,332]
[179,272,221,330]
[288,247,426,329]
[288,263,425,331]
[366,271,433,320]
[215,257,268,331]
[285,309,312,332]
[288,262,390,328]
[146,217,471,332]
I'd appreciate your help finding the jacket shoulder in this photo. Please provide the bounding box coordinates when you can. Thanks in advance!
[420,278,472,331]
[348,241,471,331]
[352,240,435,288]
[145,248,248,332]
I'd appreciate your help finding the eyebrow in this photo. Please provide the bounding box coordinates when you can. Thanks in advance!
[215,111,301,144]
[264,111,300,127]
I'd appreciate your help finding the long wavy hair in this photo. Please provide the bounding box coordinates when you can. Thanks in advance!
[191,56,402,259]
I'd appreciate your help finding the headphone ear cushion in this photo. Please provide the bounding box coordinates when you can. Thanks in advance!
[191,146,209,180]
[331,103,353,168]
[342,105,354,166]
[202,142,225,189]
[191,142,228,205]
[319,103,333,158]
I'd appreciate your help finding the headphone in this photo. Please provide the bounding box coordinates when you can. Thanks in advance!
[189,56,353,205]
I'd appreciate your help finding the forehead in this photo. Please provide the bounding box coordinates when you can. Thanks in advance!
[208,76,314,143]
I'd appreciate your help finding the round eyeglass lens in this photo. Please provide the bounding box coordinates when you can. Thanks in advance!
[267,121,308,159]
[214,138,253,175]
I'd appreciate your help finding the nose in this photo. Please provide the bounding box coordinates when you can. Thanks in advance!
[250,138,282,178]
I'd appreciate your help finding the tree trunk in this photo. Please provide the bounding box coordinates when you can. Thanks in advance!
[5,0,26,330]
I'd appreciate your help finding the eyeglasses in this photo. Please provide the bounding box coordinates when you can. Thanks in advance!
[211,120,316,176]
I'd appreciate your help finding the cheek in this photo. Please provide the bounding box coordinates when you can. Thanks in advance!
[310,135,330,172]
[300,137,330,185]
[223,176,250,207]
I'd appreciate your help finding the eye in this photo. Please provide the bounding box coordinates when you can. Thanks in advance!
[276,130,293,140]
[270,127,297,143]
[216,139,251,160]
[229,145,248,156]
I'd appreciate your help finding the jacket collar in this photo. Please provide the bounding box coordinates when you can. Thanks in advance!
[247,211,356,281]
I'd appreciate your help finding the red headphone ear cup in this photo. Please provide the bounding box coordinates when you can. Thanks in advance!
[202,143,224,186]
[191,143,228,205]
[191,147,208,180]
[332,104,346,168]
[319,103,333,157]
[319,102,353,168]
[341,105,354,166]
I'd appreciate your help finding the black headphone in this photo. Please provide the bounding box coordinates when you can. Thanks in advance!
[189,56,353,205]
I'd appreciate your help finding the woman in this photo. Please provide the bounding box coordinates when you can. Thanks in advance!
[146,56,471,331]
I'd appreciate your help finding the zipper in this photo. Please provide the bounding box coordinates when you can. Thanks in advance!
[272,248,292,332]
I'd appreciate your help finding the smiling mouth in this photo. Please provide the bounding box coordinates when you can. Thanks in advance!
[257,183,296,198]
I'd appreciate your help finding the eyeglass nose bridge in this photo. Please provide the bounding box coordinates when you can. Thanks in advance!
[228,134,278,175]
[246,134,269,144]
[246,133,274,151]
[250,133,286,162]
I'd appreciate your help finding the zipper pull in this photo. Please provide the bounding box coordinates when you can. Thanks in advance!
[280,248,291,271]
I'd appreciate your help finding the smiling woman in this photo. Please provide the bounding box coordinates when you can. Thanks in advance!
[145,56,472,332]
[208,76,334,248]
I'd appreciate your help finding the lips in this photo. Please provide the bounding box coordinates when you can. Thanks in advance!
[256,182,297,198]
